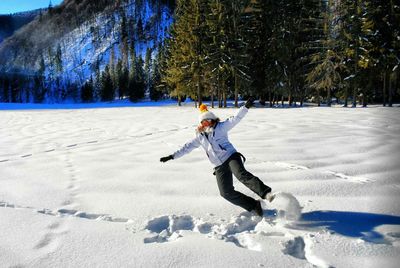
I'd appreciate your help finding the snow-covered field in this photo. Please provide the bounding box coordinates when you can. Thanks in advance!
[1,103,400,268]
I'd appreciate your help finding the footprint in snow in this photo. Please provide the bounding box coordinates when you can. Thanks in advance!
[143,192,304,253]
[324,170,374,184]
[142,211,330,267]
[143,212,262,245]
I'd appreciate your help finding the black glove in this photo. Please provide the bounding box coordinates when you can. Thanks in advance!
[160,155,174,163]
[245,97,254,109]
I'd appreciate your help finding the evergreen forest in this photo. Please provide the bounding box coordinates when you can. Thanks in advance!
[0,0,399,107]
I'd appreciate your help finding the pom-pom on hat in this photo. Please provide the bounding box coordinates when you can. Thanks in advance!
[198,104,217,123]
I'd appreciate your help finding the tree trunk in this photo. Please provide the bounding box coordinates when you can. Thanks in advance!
[288,78,292,107]
[334,92,339,105]
[259,93,266,106]
[197,75,202,107]
[317,89,321,106]
[362,93,367,107]
[388,72,393,107]
[223,90,227,108]
[383,71,387,106]
[343,86,348,107]
[211,89,215,108]
[300,86,305,107]
[217,76,222,108]
[352,85,357,108]
[272,93,276,106]
[353,0,360,109]
[363,72,372,107]
[269,87,272,107]
[327,87,331,107]
[363,76,371,107]
[234,71,239,108]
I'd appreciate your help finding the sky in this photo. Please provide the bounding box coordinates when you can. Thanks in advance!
[0,0,63,15]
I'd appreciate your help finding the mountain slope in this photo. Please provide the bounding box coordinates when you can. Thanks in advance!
[0,9,44,44]
[0,0,173,81]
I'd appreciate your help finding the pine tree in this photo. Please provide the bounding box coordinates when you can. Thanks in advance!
[94,64,102,102]
[372,0,400,107]
[137,17,144,40]
[129,56,145,102]
[116,59,129,99]
[306,0,342,107]
[204,0,224,107]
[206,0,248,107]
[32,53,47,103]
[48,0,54,16]
[120,11,129,68]
[150,43,166,101]
[109,46,117,93]
[39,54,46,77]
[338,0,364,107]
[387,0,400,106]
[243,0,275,105]
[144,47,152,92]
[129,40,137,81]
[81,76,94,102]
[243,0,305,107]
[163,24,188,105]
[228,0,249,107]
[55,44,63,74]
[3,76,10,103]
[164,0,209,107]
[101,65,114,101]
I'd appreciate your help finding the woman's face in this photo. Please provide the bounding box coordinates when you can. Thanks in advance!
[201,119,215,128]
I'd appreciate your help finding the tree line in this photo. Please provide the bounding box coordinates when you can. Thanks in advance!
[0,0,399,106]
[159,0,400,107]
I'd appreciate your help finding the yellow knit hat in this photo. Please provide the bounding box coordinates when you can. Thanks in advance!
[199,104,208,113]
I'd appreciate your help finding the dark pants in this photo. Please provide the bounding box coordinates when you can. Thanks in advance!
[214,153,271,212]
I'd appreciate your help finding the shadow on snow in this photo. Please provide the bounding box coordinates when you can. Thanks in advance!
[295,210,400,244]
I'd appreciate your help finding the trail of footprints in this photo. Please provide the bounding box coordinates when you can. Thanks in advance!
[33,220,67,253]
[142,211,331,268]
[0,125,193,163]
[0,201,132,224]
[251,158,375,184]
[323,170,374,184]
[64,150,79,200]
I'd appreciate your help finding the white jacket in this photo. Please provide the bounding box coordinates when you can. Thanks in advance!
[172,106,248,167]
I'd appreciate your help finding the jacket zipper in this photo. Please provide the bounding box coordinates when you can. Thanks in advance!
[204,131,223,164]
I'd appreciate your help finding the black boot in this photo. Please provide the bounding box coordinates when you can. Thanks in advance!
[252,200,263,217]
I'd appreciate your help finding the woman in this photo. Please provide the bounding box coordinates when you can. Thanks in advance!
[160,100,274,216]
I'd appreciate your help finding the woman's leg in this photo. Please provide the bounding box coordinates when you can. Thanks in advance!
[228,153,271,198]
[214,162,257,212]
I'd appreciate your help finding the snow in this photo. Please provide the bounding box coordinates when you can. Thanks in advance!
[1,103,400,267]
